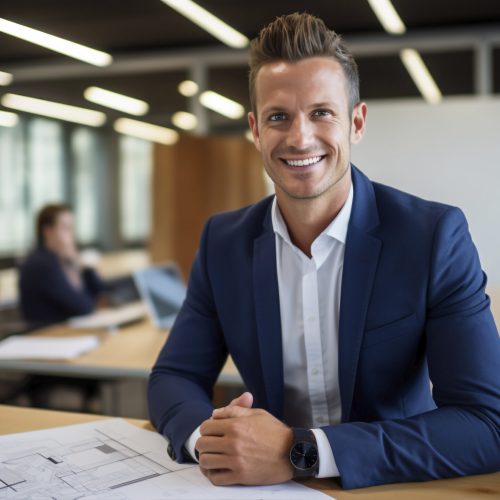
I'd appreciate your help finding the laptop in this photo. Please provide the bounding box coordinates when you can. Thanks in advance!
[133,263,187,329]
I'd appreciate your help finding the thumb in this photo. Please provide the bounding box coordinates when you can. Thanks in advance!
[228,391,253,408]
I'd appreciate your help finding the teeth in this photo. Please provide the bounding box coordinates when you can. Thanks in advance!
[284,156,322,167]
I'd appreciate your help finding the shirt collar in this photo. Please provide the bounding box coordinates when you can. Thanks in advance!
[271,184,354,246]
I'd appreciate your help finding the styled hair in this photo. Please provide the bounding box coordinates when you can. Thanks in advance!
[249,12,360,115]
[36,203,72,247]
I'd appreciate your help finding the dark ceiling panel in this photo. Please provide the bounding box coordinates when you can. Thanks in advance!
[421,51,474,95]
[395,0,500,29]
[198,0,382,38]
[357,56,420,100]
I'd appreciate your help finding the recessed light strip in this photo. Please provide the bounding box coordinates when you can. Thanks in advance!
[172,111,198,130]
[114,118,179,145]
[0,17,112,67]
[0,110,18,127]
[1,93,107,126]
[160,0,249,49]
[0,71,13,86]
[366,0,406,34]
[178,80,199,97]
[400,49,442,104]
[199,91,244,119]
[84,86,149,115]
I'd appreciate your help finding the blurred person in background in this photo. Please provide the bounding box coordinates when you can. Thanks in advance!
[19,203,106,327]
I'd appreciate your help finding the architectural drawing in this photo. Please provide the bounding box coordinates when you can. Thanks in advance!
[0,419,330,499]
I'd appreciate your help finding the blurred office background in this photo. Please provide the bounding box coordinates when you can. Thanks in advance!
[0,1,499,335]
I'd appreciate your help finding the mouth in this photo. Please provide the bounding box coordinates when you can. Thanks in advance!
[280,155,325,168]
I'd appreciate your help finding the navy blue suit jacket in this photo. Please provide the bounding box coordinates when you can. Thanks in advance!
[148,166,500,488]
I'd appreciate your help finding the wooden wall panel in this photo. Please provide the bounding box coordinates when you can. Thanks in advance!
[150,135,266,278]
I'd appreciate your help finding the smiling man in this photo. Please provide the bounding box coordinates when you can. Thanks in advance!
[148,13,500,489]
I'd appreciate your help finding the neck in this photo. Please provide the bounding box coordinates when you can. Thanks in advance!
[275,176,351,257]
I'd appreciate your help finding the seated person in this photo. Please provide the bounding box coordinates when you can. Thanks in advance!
[19,203,106,327]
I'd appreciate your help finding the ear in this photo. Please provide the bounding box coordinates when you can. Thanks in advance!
[248,111,261,151]
[350,102,367,144]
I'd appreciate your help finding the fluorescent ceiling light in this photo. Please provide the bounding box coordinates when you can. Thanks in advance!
[1,93,107,126]
[0,17,112,66]
[0,110,18,127]
[0,71,13,86]
[172,111,198,130]
[160,0,249,48]
[178,80,199,97]
[84,86,149,115]
[199,90,245,119]
[400,49,442,104]
[114,118,179,145]
[367,0,406,34]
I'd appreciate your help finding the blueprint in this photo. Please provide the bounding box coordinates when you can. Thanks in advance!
[0,419,332,499]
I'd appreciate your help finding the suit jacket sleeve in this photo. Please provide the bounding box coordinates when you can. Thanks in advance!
[325,207,500,488]
[148,218,228,461]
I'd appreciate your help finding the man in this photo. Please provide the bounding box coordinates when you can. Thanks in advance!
[148,13,500,489]
[19,203,106,326]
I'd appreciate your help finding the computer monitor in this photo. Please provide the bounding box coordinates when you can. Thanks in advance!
[133,263,186,329]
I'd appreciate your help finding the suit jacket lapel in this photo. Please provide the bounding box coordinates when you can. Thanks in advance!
[253,205,284,419]
[339,166,382,421]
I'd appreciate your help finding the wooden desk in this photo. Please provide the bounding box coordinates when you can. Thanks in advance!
[0,318,241,385]
[0,405,498,500]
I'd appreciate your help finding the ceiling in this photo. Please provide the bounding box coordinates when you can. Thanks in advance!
[1,0,500,134]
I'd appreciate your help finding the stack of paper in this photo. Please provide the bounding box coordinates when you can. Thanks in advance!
[0,335,99,360]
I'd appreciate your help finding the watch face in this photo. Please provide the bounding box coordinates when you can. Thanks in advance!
[290,441,319,470]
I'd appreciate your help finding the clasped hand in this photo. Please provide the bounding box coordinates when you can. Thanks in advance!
[196,392,293,486]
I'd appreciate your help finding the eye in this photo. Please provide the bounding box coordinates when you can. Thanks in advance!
[312,109,332,118]
[268,112,287,122]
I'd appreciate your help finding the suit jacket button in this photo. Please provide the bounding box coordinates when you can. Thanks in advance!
[167,443,177,461]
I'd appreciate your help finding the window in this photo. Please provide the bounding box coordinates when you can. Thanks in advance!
[119,135,152,242]
[71,127,99,244]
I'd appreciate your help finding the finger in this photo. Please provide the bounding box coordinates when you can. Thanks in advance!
[198,452,233,471]
[228,391,253,408]
[196,435,229,455]
[200,418,231,436]
[205,468,239,486]
[212,405,255,419]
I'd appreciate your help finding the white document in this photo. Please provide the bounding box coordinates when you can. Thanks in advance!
[68,302,146,330]
[0,419,333,499]
[0,335,99,360]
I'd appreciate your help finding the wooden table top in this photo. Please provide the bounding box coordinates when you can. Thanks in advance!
[0,405,498,500]
[0,318,241,382]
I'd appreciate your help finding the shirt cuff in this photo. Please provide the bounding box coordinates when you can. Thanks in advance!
[185,425,201,463]
[311,428,340,478]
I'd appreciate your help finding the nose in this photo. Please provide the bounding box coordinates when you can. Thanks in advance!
[286,114,315,151]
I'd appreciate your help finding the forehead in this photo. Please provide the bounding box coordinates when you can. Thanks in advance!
[54,211,73,225]
[254,57,349,112]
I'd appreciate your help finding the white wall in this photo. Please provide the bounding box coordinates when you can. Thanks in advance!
[351,97,500,287]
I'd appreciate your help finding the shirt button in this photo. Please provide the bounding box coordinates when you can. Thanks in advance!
[317,416,326,424]
[311,368,319,375]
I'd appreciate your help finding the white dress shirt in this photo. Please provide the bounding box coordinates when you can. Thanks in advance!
[272,185,353,477]
[186,186,353,479]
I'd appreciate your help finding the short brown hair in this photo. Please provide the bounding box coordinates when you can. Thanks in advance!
[36,203,72,247]
[249,12,360,115]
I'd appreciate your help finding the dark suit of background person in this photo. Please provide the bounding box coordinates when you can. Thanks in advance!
[19,204,106,327]
[19,247,104,327]
[148,13,500,490]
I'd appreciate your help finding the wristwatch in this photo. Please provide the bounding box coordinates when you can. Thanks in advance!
[289,428,319,478]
